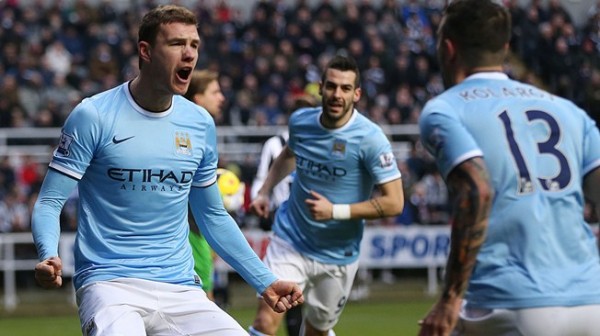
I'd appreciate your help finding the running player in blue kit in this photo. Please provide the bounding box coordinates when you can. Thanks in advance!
[249,55,404,336]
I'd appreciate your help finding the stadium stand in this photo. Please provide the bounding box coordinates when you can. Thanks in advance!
[0,0,598,234]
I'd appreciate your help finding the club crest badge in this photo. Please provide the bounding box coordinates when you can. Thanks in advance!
[175,131,192,156]
[331,139,347,159]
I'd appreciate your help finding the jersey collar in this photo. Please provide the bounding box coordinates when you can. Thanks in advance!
[317,108,358,132]
[124,82,174,118]
[464,72,509,81]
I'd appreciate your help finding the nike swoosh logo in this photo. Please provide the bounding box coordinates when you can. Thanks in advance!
[112,135,135,144]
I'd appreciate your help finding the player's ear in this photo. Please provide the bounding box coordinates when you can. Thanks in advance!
[442,38,456,62]
[353,87,361,103]
[139,41,152,64]
[192,93,203,106]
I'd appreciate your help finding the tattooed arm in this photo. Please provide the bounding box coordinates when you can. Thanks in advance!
[418,157,494,336]
[583,166,600,221]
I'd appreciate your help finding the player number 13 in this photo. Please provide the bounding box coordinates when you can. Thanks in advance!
[498,110,571,194]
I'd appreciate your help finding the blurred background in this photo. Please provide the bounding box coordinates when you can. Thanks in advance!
[1,0,599,333]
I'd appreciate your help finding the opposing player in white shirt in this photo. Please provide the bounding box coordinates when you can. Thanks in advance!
[31,5,302,336]
[250,55,404,336]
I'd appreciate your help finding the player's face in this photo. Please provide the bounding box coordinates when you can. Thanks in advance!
[194,80,225,118]
[319,68,361,128]
[147,22,200,96]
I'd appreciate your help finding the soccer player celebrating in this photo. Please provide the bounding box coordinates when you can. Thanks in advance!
[249,55,404,336]
[31,5,302,336]
[418,1,600,335]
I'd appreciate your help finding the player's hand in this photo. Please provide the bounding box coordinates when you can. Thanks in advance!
[250,193,271,218]
[418,298,462,336]
[261,280,304,313]
[305,190,333,221]
[34,256,63,289]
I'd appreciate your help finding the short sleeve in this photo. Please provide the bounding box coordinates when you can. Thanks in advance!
[419,100,483,179]
[49,100,101,179]
[361,127,401,185]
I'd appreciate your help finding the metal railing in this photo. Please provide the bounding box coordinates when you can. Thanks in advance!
[1,225,446,311]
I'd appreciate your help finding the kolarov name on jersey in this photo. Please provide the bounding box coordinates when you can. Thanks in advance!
[457,85,555,101]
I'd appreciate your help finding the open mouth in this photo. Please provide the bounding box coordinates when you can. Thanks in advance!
[328,101,343,109]
[177,67,192,81]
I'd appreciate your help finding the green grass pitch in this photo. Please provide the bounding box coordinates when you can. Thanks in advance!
[0,277,436,336]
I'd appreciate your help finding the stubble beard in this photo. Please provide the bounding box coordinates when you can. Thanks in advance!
[322,99,353,125]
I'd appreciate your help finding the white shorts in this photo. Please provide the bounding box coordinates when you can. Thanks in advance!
[454,301,600,336]
[76,278,247,336]
[263,235,360,331]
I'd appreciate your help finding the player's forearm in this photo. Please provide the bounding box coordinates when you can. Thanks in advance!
[347,196,403,219]
[32,201,62,260]
[442,158,493,302]
[203,213,277,294]
[343,178,404,220]
[258,147,295,197]
[583,166,600,220]
[189,186,277,293]
[32,169,76,260]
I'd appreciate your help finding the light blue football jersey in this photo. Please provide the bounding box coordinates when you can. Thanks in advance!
[274,107,401,265]
[420,72,600,309]
[49,83,218,290]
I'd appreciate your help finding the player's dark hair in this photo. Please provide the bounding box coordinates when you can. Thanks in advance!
[184,70,218,101]
[138,5,198,45]
[322,55,361,88]
[440,0,511,66]
[137,5,197,70]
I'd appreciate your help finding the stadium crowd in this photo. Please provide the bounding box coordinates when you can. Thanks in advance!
[0,0,599,234]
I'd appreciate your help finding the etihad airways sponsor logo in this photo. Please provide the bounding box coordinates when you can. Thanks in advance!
[295,155,347,181]
[107,168,194,191]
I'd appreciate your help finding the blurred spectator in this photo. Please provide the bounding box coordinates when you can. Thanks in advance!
[0,186,30,232]
[43,40,72,79]
[18,155,41,193]
[585,69,600,126]
[88,41,120,82]
[0,157,16,196]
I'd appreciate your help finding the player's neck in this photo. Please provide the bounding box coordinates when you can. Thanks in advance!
[129,77,173,113]
[452,66,504,86]
[321,108,354,129]
[464,66,504,78]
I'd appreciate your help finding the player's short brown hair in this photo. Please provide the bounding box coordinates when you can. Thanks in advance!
[184,70,218,101]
